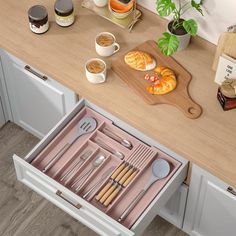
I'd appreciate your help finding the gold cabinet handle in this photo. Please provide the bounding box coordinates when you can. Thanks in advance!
[25,65,48,81]
[227,187,236,196]
[56,190,81,209]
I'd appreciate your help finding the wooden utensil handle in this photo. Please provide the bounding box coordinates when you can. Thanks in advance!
[96,181,112,201]
[115,165,131,182]
[119,168,135,185]
[103,186,122,207]
[123,169,138,187]
[111,162,126,179]
[100,183,118,204]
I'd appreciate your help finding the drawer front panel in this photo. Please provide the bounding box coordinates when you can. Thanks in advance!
[13,99,188,236]
[13,155,133,236]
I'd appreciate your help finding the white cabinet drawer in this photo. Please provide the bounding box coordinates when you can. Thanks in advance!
[13,99,188,236]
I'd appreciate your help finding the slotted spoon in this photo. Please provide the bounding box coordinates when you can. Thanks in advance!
[42,117,97,173]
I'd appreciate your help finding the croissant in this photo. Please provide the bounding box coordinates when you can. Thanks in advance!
[124,51,156,71]
[146,66,177,95]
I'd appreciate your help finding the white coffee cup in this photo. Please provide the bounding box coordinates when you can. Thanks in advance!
[85,58,107,84]
[93,0,108,7]
[95,32,120,57]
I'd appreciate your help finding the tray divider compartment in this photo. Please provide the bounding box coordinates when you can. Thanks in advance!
[76,154,122,197]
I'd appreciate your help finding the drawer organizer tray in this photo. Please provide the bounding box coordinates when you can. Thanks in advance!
[13,99,188,236]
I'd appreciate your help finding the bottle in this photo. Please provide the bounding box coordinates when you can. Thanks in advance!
[54,0,75,27]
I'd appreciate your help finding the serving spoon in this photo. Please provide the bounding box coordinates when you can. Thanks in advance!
[118,159,170,222]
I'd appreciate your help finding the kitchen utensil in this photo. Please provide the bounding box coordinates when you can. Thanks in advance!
[59,150,93,182]
[42,117,97,173]
[118,159,170,222]
[103,127,132,149]
[83,166,116,199]
[212,32,236,71]
[103,185,122,206]
[71,155,106,190]
[94,138,124,159]
[112,40,202,119]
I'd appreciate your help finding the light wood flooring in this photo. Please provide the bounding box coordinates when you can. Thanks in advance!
[0,122,188,236]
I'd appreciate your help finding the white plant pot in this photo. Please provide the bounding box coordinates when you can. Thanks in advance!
[167,21,191,51]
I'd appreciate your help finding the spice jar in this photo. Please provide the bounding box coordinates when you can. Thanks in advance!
[28,5,49,34]
[54,0,75,27]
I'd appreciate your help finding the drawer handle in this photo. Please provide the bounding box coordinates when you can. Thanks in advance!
[227,187,236,196]
[24,65,48,81]
[56,190,82,209]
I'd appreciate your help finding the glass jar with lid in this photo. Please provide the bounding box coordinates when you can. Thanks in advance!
[28,5,49,34]
[54,0,75,27]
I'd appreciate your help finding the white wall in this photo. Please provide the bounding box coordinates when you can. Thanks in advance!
[138,0,236,45]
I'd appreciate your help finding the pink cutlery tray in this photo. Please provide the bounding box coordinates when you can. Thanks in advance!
[30,106,181,229]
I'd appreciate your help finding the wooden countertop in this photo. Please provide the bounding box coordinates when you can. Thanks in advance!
[1,0,235,188]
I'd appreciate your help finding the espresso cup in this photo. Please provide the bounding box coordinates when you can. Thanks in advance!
[85,58,107,84]
[95,32,120,57]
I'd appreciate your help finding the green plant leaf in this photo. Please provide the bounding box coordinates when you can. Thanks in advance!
[156,0,176,17]
[183,19,198,36]
[191,0,204,16]
[157,32,179,56]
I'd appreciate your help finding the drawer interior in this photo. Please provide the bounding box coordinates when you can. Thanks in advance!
[30,105,182,229]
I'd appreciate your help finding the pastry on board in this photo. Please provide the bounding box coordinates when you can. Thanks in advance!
[124,51,156,71]
[145,66,177,95]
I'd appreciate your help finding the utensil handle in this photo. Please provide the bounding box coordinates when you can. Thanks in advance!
[111,162,127,179]
[118,189,145,222]
[42,143,71,173]
[123,169,138,187]
[103,186,121,207]
[96,181,113,201]
[100,183,118,204]
[83,178,103,199]
[115,165,131,182]
[119,167,135,185]
[60,159,82,182]
[71,168,93,188]
[103,128,122,143]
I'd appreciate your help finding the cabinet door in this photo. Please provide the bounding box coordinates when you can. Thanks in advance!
[183,165,236,236]
[158,184,188,229]
[1,51,77,138]
[0,96,5,128]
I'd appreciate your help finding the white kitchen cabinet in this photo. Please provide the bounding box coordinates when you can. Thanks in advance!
[183,165,236,236]
[0,96,5,128]
[13,99,188,236]
[158,184,188,229]
[0,50,77,138]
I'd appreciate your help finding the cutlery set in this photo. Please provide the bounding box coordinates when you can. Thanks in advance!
[31,108,176,228]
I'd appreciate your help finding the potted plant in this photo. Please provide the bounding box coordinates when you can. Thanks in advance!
[156,0,203,56]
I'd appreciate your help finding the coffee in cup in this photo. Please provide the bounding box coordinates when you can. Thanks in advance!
[85,58,107,84]
[95,32,120,57]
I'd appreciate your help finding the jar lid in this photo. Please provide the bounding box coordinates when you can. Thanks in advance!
[54,0,73,14]
[28,5,48,21]
[220,79,236,98]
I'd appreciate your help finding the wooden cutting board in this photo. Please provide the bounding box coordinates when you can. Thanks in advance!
[112,40,202,119]
[212,32,236,71]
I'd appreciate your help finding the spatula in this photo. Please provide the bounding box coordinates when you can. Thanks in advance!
[42,117,97,173]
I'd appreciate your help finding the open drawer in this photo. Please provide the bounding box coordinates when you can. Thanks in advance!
[13,99,188,236]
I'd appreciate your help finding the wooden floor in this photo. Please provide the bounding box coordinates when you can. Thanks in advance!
[0,122,188,236]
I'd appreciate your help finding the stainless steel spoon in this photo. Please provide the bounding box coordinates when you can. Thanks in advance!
[71,155,106,190]
[118,159,170,222]
[103,127,133,149]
